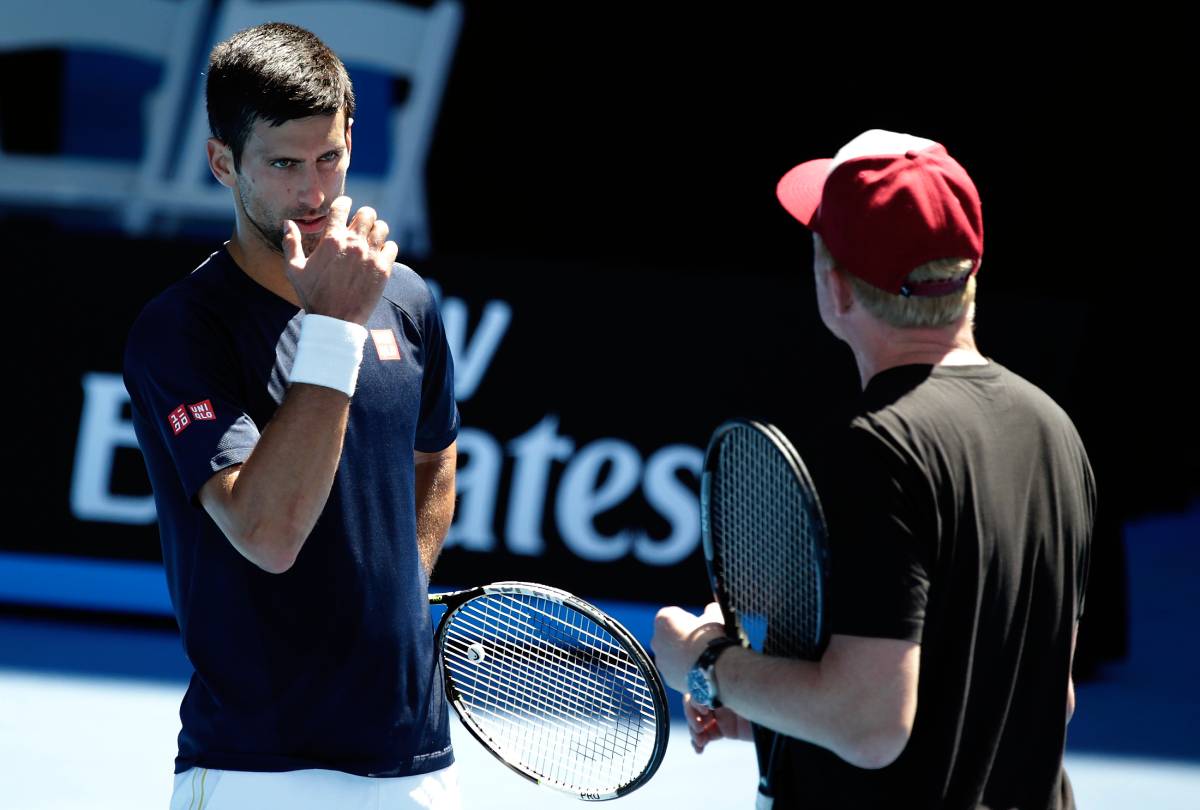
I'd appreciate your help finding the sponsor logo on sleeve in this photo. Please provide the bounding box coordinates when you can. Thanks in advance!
[189,400,216,421]
[167,400,215,436]
[371,329,403,361]
[167,405,191,436]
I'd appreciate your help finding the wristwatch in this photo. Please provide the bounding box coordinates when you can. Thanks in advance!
[687,636,741,710]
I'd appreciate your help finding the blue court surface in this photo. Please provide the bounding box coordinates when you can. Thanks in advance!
[1,503,1196,808]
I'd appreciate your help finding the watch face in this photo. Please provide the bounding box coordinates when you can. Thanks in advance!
[688,665,714,709]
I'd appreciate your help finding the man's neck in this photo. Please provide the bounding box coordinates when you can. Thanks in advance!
[227,229,302,307]
[853,320,986,389]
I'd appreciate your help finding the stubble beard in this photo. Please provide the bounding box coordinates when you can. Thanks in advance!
[237,182,324,257]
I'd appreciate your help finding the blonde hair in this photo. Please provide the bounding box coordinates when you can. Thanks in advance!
[814,236,977,328]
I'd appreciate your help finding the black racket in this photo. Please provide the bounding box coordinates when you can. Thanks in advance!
[428,582,669,801]
[700,419,830,809]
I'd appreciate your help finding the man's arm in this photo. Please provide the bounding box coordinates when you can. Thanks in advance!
[653,604,919,770]
[414,441,457,578]
[199,384,350,573]
[200,196,397,573]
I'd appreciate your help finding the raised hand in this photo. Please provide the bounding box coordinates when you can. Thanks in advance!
[282,196,398,325]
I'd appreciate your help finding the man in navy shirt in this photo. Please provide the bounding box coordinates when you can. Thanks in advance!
[123,23,460,809]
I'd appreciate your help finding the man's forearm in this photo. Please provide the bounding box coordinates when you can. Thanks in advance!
[414,444,457,578]
[652,606,920,771]
[714,636,919,769]
[201,383,350,573]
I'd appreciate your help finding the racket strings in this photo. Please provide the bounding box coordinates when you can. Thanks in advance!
[714,427,825,658]
[441,592,659,792]
[443,603,654,722]
[443,630,648,729]
[467,596,647,789]
[462,598,651,679]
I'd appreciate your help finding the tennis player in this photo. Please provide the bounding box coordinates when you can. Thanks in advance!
[653,129,1094,808]
[123,23,460,809]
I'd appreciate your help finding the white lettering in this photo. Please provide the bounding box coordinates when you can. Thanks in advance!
[435,289,511,402]
[73,365,705,566]
[556,439,642,562]
[505,416,574,555]
[445,427,502,552]
[70,373,156,524]
[636,445,704,565]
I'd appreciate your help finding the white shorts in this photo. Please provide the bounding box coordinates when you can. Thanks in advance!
[169,763,460,810]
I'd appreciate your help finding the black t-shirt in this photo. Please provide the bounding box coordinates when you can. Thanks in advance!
[123,247,459,777]
[776,363,1093,809]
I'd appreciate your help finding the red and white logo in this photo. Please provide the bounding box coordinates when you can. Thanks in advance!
[371,329,402,361]
[168,400,216,436]
[168,405,191,436]
[189,400,216,421]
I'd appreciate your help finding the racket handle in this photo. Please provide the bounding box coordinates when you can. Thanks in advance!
[757,729,781,808]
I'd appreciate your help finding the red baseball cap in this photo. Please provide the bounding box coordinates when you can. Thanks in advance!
[776,129,983,297]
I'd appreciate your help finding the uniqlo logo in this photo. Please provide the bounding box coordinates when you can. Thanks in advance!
[168,405,191,436]
[371,329,402,361]
[189,400,216,421]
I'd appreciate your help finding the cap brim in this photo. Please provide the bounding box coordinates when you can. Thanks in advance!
[776,158,832,226]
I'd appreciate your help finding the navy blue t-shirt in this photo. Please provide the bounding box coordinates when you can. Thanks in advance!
[124,246,459,777]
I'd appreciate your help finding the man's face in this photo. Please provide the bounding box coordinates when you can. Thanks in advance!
[233,110,351,256]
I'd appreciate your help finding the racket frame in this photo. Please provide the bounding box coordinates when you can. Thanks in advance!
[429,581,670,801]
[699,419,831,807]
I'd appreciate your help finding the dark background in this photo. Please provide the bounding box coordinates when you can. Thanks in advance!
[2,3,1195,677]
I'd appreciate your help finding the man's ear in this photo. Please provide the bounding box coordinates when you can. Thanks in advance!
[207,138,237,190]
[826,267,857,315]
[345,116,353,159]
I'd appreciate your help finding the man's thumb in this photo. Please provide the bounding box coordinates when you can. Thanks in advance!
[282,220,304,266]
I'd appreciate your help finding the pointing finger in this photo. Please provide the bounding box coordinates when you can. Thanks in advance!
[349,205,377,238]
[282,220,305,267]
[325,196,352,234]
[369,218,390,250]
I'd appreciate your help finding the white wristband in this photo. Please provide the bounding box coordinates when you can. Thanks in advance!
[290,314,369,397]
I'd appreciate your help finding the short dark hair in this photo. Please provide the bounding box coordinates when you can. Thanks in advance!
[206,22,356,171]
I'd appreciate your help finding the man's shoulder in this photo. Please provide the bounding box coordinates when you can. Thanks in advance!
[380,262,438,328]
[124,249,236,368]
[868,361,1063,417]
[992,361,1058,397]
[985,362,1083,434]
[854,361,1086,457]
[130,249,231,325]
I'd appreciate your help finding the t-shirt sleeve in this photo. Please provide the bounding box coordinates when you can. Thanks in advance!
[1077,444,1097,619]
[413,283,459,453]
[823,425,930,644]
[123,298,261,502]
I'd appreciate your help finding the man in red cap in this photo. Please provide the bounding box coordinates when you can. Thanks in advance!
[653,130,1094,808]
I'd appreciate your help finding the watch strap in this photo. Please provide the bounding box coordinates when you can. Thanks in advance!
[697,636,741,669]
[696,636,741,708]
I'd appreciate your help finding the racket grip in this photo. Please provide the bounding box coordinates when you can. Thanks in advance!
[755,791,775,810]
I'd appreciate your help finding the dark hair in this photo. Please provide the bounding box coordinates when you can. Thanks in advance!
[206,22,355,170]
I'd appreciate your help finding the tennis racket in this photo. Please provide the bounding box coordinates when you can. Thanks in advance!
[428,581,669,801]
[700,419,830,810]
